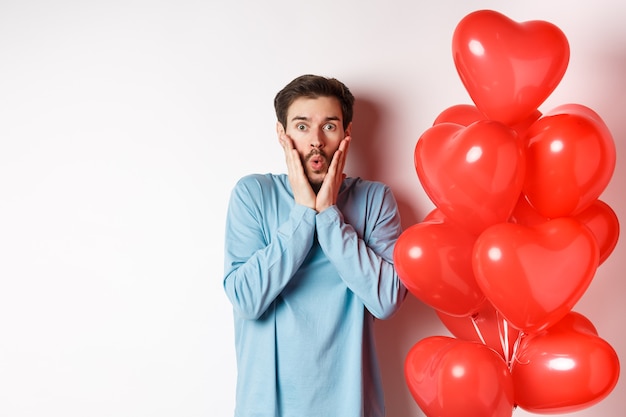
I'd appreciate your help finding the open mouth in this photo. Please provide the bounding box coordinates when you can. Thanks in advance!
[307,152,326,172]
[310,156,323,169]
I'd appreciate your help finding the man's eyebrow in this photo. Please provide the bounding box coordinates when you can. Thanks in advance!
[289,115,341,122]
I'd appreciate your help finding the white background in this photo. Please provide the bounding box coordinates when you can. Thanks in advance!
[1,1,624,416]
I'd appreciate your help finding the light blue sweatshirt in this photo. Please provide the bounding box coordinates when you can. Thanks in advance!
[223,173,406,417]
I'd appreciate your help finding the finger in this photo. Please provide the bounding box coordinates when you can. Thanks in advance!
[341,135,351,152]
[336,144,348,174]
[336,137,350,171]
[328,149,342,174]
[280,135,299,167]
[278,133,292,150]
[338,136,351,159]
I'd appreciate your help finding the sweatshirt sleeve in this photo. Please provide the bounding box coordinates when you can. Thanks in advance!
[315,184,407,319]
[223,176,316,320]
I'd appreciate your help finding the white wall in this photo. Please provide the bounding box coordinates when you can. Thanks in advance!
[0,1,624,416]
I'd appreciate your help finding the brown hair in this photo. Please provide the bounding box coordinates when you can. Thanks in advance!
[274,74,355,130]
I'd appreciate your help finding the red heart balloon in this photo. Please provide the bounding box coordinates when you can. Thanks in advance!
[437,301,520,363]
[415,120,525,235]
[433,104,542,138]
[452,10,569,125]
[511,312,620,414]
[422,207,447,222]
[405,336,515,417]
[473,218,599,333]
[511,197,619,265]
[394,218,485,316]
[523,104,616,218]
[575,199,620,265]
[433,104,485,126]
[549,310,598,335]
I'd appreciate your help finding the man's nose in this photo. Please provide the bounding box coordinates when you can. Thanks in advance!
[310,129,324,148]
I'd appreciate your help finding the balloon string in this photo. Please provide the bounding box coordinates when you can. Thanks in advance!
[500,314,510,364]
[509,331,526,369]
[470,315,487,345]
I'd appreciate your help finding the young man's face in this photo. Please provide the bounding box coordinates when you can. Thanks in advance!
[278,96,351,187]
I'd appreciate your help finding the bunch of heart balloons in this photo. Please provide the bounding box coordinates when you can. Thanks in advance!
[393,9,620,417]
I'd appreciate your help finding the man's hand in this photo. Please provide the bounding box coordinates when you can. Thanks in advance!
[279,134,316,209]
[315,136,350,212]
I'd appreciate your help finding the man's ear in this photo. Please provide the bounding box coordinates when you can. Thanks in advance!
[276,122,285,138]
[344,122,353,137]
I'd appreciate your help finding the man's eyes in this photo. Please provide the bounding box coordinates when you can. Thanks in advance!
[294,123,337,131]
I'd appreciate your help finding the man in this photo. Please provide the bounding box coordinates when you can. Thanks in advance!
[223,74,407,417]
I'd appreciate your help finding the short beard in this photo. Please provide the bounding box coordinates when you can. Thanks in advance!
[309,179,323,194]
[305,149,327,194]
